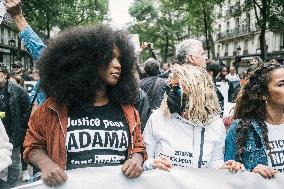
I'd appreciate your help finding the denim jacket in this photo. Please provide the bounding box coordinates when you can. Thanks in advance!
[20,26,47,105]
[224,119,268,171]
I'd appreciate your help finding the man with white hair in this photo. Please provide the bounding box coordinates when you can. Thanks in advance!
[175,39,208,67]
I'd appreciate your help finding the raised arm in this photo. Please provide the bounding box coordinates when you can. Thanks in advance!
[4,0,46,61]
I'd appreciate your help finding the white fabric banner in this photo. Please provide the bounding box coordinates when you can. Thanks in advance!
[14,166,284,189]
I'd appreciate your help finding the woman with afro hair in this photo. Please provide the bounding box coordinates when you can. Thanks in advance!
[23,24,147,187]
[225,63,284,178]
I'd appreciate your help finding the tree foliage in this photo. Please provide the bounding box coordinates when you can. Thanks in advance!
[241,0,284,60]
[22,0,108,38]
[129,0,222,62]
[129,0,192,63]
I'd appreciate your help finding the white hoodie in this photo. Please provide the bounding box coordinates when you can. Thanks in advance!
[143,110,226,170]
[0,120,13,177]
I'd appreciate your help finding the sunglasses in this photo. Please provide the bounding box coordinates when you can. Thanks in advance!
[165,84,182,96]
[12,66,21,69]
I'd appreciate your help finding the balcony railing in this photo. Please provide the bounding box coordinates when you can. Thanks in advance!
[217,26,258,40]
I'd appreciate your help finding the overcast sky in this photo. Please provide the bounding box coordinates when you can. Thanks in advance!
[108,0,134,28]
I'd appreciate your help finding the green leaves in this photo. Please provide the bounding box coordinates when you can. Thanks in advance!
[129,0,219,62]
[22,0,108,38]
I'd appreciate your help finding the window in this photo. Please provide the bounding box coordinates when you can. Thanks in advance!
[225,43,229,56]
[226,21,230,33]
[244,40,249,50]
[234,41,238,50]
[217,45,221,58]
[0,27,4,44]
[236,18,240,28]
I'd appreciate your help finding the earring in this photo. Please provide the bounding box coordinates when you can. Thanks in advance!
[264,98,268,110]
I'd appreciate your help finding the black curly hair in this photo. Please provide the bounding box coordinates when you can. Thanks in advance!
[234,63,283,162]
[39,24,138,105]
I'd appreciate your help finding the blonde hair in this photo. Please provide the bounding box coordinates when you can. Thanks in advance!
[160,64,220,125]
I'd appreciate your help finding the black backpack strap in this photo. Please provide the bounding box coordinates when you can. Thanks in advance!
[30,86,40,109]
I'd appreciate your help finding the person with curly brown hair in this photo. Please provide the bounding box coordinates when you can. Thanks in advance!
[23,25,147,187]
[225,63,284,178]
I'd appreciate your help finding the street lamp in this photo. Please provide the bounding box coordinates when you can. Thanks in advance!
[9,38,16,71]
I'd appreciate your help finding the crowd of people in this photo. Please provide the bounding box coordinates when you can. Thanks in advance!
[0,0,283,188]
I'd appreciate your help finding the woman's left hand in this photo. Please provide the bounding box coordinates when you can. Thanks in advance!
[122,153,143,178]
[221,160,245,173]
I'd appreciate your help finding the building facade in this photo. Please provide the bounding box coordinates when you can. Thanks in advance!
[0,13,32,72]
[213,0,284,72]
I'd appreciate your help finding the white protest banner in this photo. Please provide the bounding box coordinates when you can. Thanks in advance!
[14,166,284,189]
[0,0,6,24]
[24,81,37,97]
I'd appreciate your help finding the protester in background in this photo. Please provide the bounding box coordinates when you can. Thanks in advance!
[250,56,262,67]
[134,66,152,133]
[175,39,207,67]
[140,58,167,110]
[24,25,147,187]
[246,66,255,79]
[31,69,40,81]
[206,62,224,115]
[136,65,147,79]
[11,61,32,81]
[216,66,229,104]
[143,64,243,172]
[9,75,31,182]
[160,63,170,79]
[135,88,152,133]
[0,119,13,189]
[10,75,24,87]
[0,64,30,187]
[227,66,241,103]
[226,66,240,82]
[225,63,284,178]
[239,71,247,85]
[5,0,47,107]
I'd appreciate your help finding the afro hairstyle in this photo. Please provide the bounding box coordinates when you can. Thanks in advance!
[39,24,138,105]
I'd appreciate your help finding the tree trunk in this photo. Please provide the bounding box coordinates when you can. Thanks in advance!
[46,11,50,38]
[260,0,268,61]
[259,28,267,61]
[202,4,210,59]
[209,32,215,60]
[164,31,169,63]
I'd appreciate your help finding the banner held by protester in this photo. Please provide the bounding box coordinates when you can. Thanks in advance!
[14,166,284,189]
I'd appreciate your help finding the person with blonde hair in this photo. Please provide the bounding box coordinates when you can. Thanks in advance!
[143,64,243,171]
